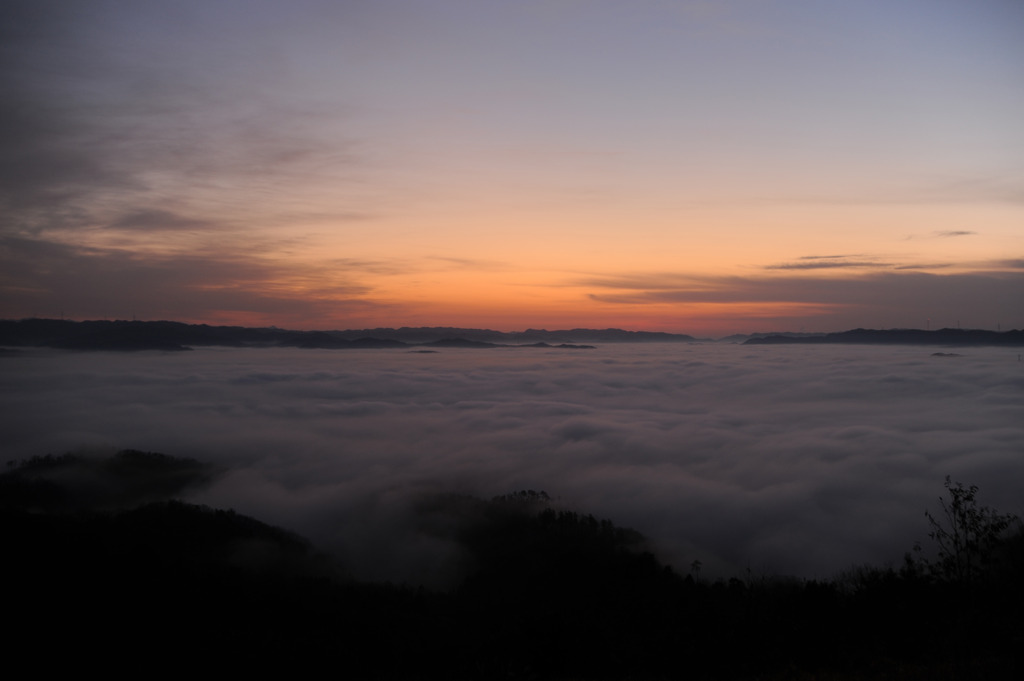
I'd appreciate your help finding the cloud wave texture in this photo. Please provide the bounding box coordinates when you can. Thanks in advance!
[3,344,1022,585]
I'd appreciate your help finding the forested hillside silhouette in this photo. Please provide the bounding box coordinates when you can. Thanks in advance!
[2,450,1021,678]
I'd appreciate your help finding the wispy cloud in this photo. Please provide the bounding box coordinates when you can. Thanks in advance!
[765,260,892,271]
[906,229,979,241]
[893,263,954,270]
[0,1,364,243]
[425,256,511,271]
[795,255,859,260]
[763,254,897,271]
[324,258,412,277]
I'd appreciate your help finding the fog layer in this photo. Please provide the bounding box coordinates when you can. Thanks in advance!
[3,344,1021,585]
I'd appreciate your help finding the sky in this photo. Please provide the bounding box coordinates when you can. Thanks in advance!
[4,344,1022,585]
[1,0,1022,335]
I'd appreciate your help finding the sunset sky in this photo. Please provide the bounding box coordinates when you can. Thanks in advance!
[2,0,1022,335]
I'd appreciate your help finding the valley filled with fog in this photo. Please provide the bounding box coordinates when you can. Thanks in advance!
[3,343,1021,585]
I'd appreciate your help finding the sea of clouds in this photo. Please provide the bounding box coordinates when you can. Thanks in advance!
[3,343,1022,586]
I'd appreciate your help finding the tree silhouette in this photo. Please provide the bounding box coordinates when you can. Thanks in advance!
[924,476,1018,584]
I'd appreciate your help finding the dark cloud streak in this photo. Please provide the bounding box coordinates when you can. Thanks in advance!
[582,270,1024,303]
[581,269,1024,328]
[0,235,376,322]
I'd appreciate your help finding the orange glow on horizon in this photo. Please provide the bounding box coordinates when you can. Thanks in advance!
[179,296,849,337]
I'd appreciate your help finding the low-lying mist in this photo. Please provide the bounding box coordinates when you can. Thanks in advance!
[3,343,1021,586]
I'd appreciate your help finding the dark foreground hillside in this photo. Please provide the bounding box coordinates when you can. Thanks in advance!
[2,451,1021,678]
